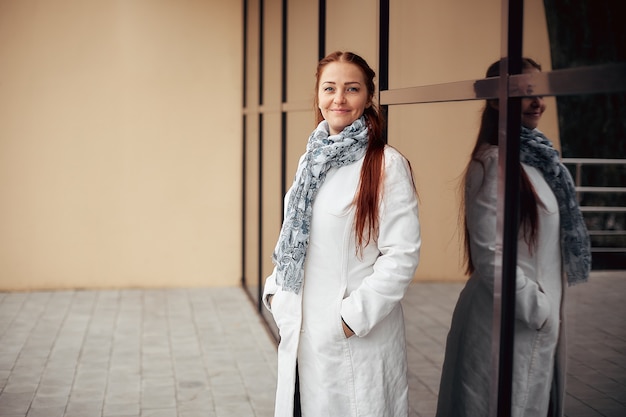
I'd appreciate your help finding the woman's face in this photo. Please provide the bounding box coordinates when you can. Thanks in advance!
[520,67,546,129]
[317,62,371,135]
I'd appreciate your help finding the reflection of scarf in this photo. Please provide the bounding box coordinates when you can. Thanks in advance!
[272,117,369,294]
[519,126,591,285]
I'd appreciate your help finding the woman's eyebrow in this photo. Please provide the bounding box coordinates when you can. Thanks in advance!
[321,80,361,85]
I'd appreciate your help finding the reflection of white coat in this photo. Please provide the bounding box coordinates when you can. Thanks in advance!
[263,146,421,417]
[436,146,566,417]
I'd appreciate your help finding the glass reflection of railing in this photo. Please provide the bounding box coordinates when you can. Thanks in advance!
[563,158,626,268]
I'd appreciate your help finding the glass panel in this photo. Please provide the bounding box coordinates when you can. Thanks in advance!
[387,1,503,416]
[242,0,260,303]
[243,114,261,306]
[261,113,283,287]
[387,102,481,417]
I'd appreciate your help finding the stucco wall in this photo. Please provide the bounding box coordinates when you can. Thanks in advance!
[0,0,242,290]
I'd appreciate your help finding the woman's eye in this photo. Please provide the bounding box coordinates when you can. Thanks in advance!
[324,86,334,92]
[347,87,359,92]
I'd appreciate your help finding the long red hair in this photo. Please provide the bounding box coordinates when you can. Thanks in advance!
[314,51,387,249]
[461,57,543,275]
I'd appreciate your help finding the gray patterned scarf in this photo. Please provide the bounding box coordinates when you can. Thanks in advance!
[519,126,591,285]
[272,116,369,294]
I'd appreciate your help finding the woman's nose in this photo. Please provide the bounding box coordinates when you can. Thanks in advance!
[334,92,346,103]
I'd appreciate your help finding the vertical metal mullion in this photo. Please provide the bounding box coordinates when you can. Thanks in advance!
[241,0,249,289]
[318,0,326,60]
[257,0,265,310]
[494,0,524,416]
[378,0,390,144]
[281,0,288,215]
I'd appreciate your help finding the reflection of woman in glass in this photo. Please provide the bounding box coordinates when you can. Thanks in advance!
[436,58,591,417]
[263,51,421,417]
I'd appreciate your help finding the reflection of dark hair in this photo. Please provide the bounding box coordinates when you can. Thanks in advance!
[462,58,542,275]
[476,58,542,148]
[314,51,389,250]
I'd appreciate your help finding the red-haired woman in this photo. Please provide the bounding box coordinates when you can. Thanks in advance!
[263,51,421,417]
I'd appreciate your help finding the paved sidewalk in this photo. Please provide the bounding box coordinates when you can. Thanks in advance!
[402,271,626,417]
[0,288,278,417]
[0,271,623,417]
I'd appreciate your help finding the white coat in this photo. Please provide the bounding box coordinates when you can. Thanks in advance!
[263,146,421,417]
[436,145,567,417]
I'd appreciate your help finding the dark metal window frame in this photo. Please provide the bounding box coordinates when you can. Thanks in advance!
[242,0,626,415]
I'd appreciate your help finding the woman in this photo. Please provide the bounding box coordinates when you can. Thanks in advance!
[263,51,421,417]
[435,58,591,417]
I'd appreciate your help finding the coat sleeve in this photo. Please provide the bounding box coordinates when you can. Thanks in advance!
[466,147,551,330]
[340,147,421,337]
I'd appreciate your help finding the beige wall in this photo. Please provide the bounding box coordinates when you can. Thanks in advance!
[0,0,559,291]
[0,0,242,290]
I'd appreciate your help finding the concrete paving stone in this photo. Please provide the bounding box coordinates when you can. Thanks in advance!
[242,387,275,407]
[176,388,211,404]
[109,361,140,374]
[208,378,247,396]
[141,381,176,394]
[140,369,174,380]
[107,367,141,391]
[582,397,626,417]
[208,371,242,386]
[78,354,111,368]
[107,375,141,392]
[176,391,214,411]
[564,396,599,417]
[30,394,68,408]
[39,369,75,386]
[0,392,33,414]
[36,381,71,397]
[212,393,251,409]
[25,406,65,417]
[176,376,208,388]
[606,387,626,404]
[141,393,176,410]
[567,376,606,400]
[104,390,140,405]
[102,402,140,416]
[68,389,105,403]
[1,383,37,396]
[103,415,136,417]
[0,353,19,369]
[50,336,83,349]
[73,375,107,391]
[0,371,9,386]
[214,403,255,417]
[172,357,204,370]
[179,410,217,417]
[141,409,177,417]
